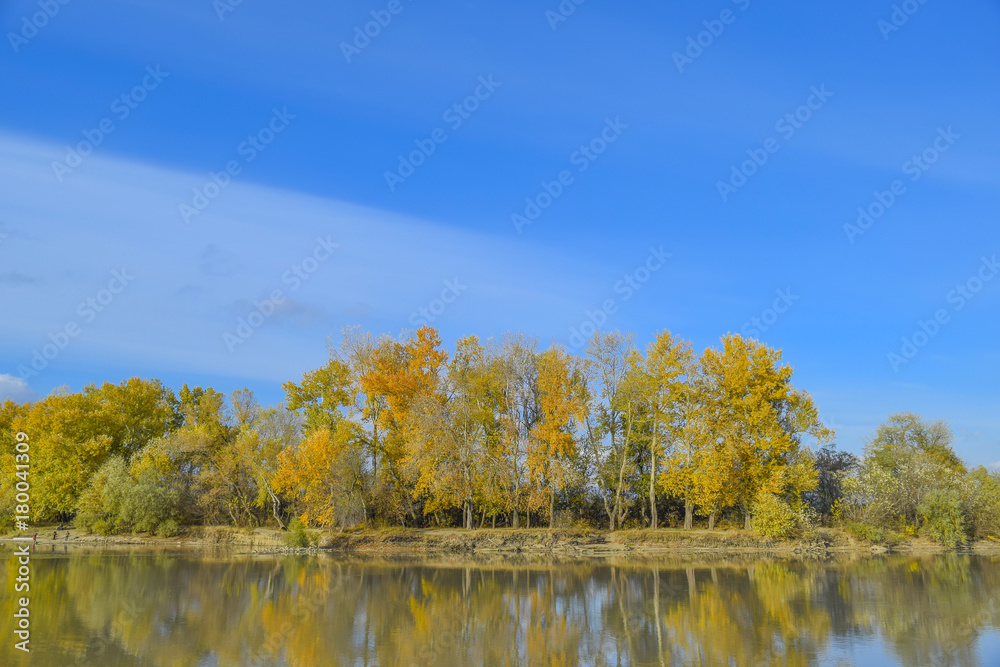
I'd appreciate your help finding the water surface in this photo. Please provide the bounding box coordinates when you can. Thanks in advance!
[2,547,998,666]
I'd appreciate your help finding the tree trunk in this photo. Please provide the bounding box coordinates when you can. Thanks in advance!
[649,417,658,529]
[744,512,751,531]
[512,510,519,529]
[708,512,716,531]
[264,481,285,530]
[653,569,665,667]
[649,446,658,530]
[549,486,556,529]
[684,499,693,530]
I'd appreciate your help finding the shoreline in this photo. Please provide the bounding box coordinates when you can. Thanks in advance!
[4,526,998,557]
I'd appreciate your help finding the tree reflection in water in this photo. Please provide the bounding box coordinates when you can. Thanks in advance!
[1,550,998,666]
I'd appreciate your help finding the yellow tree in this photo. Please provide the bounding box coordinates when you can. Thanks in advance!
[406,335,497,528]
[658,355,716,529]
[349,326,447,524]
[220,391,302,529]
[272,421,366,527]
[635,330,693,529]
[583,330,642,531]
[699,334,818,530]
[334,326,397,502]
[11,378,176,520]
[489,332,540,528]
[529,345,585,527]
[176,384,229,444]
[282,359,353,434]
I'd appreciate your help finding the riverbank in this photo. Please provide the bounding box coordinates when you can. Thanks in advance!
[4,525,998,556]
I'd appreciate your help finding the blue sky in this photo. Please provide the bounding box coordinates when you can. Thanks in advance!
[1,0,998,466]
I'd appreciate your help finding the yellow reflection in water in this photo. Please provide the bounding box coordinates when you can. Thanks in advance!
[0,549,998,666]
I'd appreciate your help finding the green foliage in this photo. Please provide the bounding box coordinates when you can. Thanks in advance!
[156,519,181,538]
[75,448,186,535]
[962,467,1000,539]
[845,521,884,543]
[919,489,967,548]
[284,517,319,548]
[844,521,905,546]
[751,493,797,538]
[841,413,969,530]
[92,519,113,535]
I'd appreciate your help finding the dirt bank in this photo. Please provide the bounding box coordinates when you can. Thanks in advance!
[5,526,997,557]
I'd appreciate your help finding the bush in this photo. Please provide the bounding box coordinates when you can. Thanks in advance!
[962,467,1000,540]
[284,518,319,548]
[156,519,181,538]
[751,493,797,538]
[845,521,883,543]
[919,489,967,548]
[844,522,908,546]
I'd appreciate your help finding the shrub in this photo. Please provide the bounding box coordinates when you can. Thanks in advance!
[919,489,967,548]
[284,517,319,548]
[156,519,181,538]
[845,521,884,543]
[751,493,797,538]
[962,467,1000,540]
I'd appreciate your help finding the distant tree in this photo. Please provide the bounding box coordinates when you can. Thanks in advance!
[806,445,858,518]
[842,413,967,533]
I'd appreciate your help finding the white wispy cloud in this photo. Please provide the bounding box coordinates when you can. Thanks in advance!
[0,132,611,384]
[0,374,41,403]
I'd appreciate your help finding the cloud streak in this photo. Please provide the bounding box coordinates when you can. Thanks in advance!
[0,374,41,403]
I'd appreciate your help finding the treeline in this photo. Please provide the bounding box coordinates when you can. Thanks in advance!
[1,327,998,545]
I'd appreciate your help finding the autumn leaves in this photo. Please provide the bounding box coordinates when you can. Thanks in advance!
[279,325,831,531]
[0,326,832,533]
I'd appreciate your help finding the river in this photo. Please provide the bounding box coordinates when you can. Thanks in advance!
[2,549,999,666]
